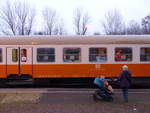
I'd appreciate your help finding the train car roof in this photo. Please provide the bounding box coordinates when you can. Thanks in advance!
[0,35,150,45]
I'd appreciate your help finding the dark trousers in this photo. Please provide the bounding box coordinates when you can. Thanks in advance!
[121,88,128,102]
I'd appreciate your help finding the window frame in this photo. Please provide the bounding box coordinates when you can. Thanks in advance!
[36,48,55,63]
[89,47,107,62]
[63,47,81,63]
[114,47,133,62]
[140,47,150,62]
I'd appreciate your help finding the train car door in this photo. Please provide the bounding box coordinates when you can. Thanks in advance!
[6,47,33,76]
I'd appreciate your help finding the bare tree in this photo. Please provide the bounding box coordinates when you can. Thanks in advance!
[142,15,150,34]
[42,8,57,35]
[102,9,125,35]
[42,8,66,35]
[0,1,36,35]
[34,18,66,35]
[126,20,142,35]
[53,19,67,35]
[73,8,90,35]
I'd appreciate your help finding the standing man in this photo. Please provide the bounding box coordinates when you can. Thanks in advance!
[117,65,132,102]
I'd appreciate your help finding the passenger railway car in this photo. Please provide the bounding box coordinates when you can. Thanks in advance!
[0,35,150,85]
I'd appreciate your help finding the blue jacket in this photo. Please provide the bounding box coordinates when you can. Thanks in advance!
[118,70,132,88]
[94,77,105,89]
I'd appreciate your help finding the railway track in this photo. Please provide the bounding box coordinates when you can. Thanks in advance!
[0,79,150,88]
[1,83,150,89]
[0,88,150,94]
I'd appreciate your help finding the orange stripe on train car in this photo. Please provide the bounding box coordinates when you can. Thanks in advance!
[1,64,150,78]
[6,65,18,75]
[32,64,150,78]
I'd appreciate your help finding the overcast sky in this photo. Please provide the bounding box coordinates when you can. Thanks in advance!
[0,0,150,34]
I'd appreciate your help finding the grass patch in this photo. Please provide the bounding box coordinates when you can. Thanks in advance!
[0,93,42,104]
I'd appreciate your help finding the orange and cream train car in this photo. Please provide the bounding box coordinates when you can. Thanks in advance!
[0,35,150,85]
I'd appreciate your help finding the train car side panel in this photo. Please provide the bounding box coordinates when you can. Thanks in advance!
[32,64,150,78]
[0,65,6,78]
[0,47,6,78]
[20,65,33,75]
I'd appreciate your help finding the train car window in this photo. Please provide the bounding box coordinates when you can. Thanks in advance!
[115,48,132,61]
[12,49,18,62]
[140,48,150,61]
[89,48,107,62]
[37,48,55,62]
[0,49,1,62]
[63,48,81,62]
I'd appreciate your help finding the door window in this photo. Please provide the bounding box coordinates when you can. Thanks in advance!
[21,49,27,62]
[12,49,18,62]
